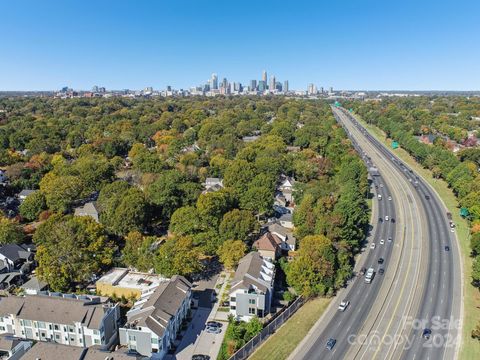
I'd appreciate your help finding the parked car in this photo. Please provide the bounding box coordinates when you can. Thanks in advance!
[206,321,222,328]
[370,243,376,249]
[192,355,210,360]
[206,326,221,334]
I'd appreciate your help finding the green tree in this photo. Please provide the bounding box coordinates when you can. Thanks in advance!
[169,206,204,236]
[219,209,257,242]
[155,236,203,277]
[196,190,234,226]
[98,182,148,235]
[40,173,83,213]
[472,256,480,287]
[217,240,247,270]
[19,191,46,221]
[286,234,337,297]
[0,218,25,244]
[122,231,156,272]
[239,186,273,214]
[471,232,480,256]
[33,214,114,292]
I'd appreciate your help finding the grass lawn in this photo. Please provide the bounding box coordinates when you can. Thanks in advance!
[355,115,480,360]
[249,297,331,360]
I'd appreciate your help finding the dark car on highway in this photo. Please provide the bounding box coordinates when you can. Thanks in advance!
[445,245,450,251]
[425,195,430,200]
[326,338,336,350]
[378,258,384,264]
[378,268,385,275]
[422,328,432,340]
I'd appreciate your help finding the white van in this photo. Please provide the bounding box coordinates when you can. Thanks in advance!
[378,194,382,200]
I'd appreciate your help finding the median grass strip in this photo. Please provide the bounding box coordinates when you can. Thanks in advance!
[355,115,480,360]
[249,297,331,360]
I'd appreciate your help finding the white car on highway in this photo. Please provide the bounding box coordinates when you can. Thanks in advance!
[338,300,350,312]
[388,196,392,201]
[385,216,389,221]
[380,239,385,245]
[370,243,376,249]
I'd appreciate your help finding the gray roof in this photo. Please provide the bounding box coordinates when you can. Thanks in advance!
[0,244,34,263]
[20,276,48,291]
[83,346,142,360]
[268,223,296,247]
[0,294,111,329]
[0,333,24,351]
[18,189,37,198]
[126,275,191,338]
[74,202,99,221]
[230,252,274,295]
[21,342,85,360]
[279,213,293,222]
[0,272,22,285]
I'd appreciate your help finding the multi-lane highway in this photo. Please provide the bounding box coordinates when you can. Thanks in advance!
[290,106,462,360]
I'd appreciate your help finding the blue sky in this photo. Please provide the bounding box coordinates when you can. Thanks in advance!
[1,0,479,91]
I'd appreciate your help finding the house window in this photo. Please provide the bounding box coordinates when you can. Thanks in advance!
[94,339,100,345]
[79,338,83,343]
[152,348,158,353]
[248,308,256,315]
[230,297,236,302]
[63,326,67,332]
[248,299,256,305]
[129,335,136,341]
[0,326,5,331]
[68,326,74,333]
[54,325,59,331]
[38,322,46,329]
[41,332,46,338]
[151,337,158,344]
[55,334,60,340]
[129,345,136,351]
[70,336,75,342]
[230,306,236,310]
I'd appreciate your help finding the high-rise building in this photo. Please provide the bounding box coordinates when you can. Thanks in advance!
[269,75,276,91]
[329,86,334,93]
[283,80,289,93]
[258,80,266,92]
[307,83,317,95]
[320,87,324,94]
[250,80,257,91]
[211,73,218,90]
[262,70,267,83]
[92,85,99,92]
[275,81,282,92]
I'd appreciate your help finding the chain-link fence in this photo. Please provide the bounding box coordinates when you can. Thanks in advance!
[228,296,304,360]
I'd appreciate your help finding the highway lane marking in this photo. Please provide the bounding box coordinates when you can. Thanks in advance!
[339,110,417,360]
[342,110,424,360]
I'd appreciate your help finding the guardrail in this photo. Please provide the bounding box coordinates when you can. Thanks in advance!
[228,296,304,360]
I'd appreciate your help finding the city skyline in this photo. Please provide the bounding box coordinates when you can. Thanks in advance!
[1,1,480,91]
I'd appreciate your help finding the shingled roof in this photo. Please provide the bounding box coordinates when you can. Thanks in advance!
[0,294,110,329]
[253,232,282,252]
[230,252,275,294]
[125,275,191,338]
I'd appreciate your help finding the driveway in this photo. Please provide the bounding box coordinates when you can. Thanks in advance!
[166,274,228,360]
